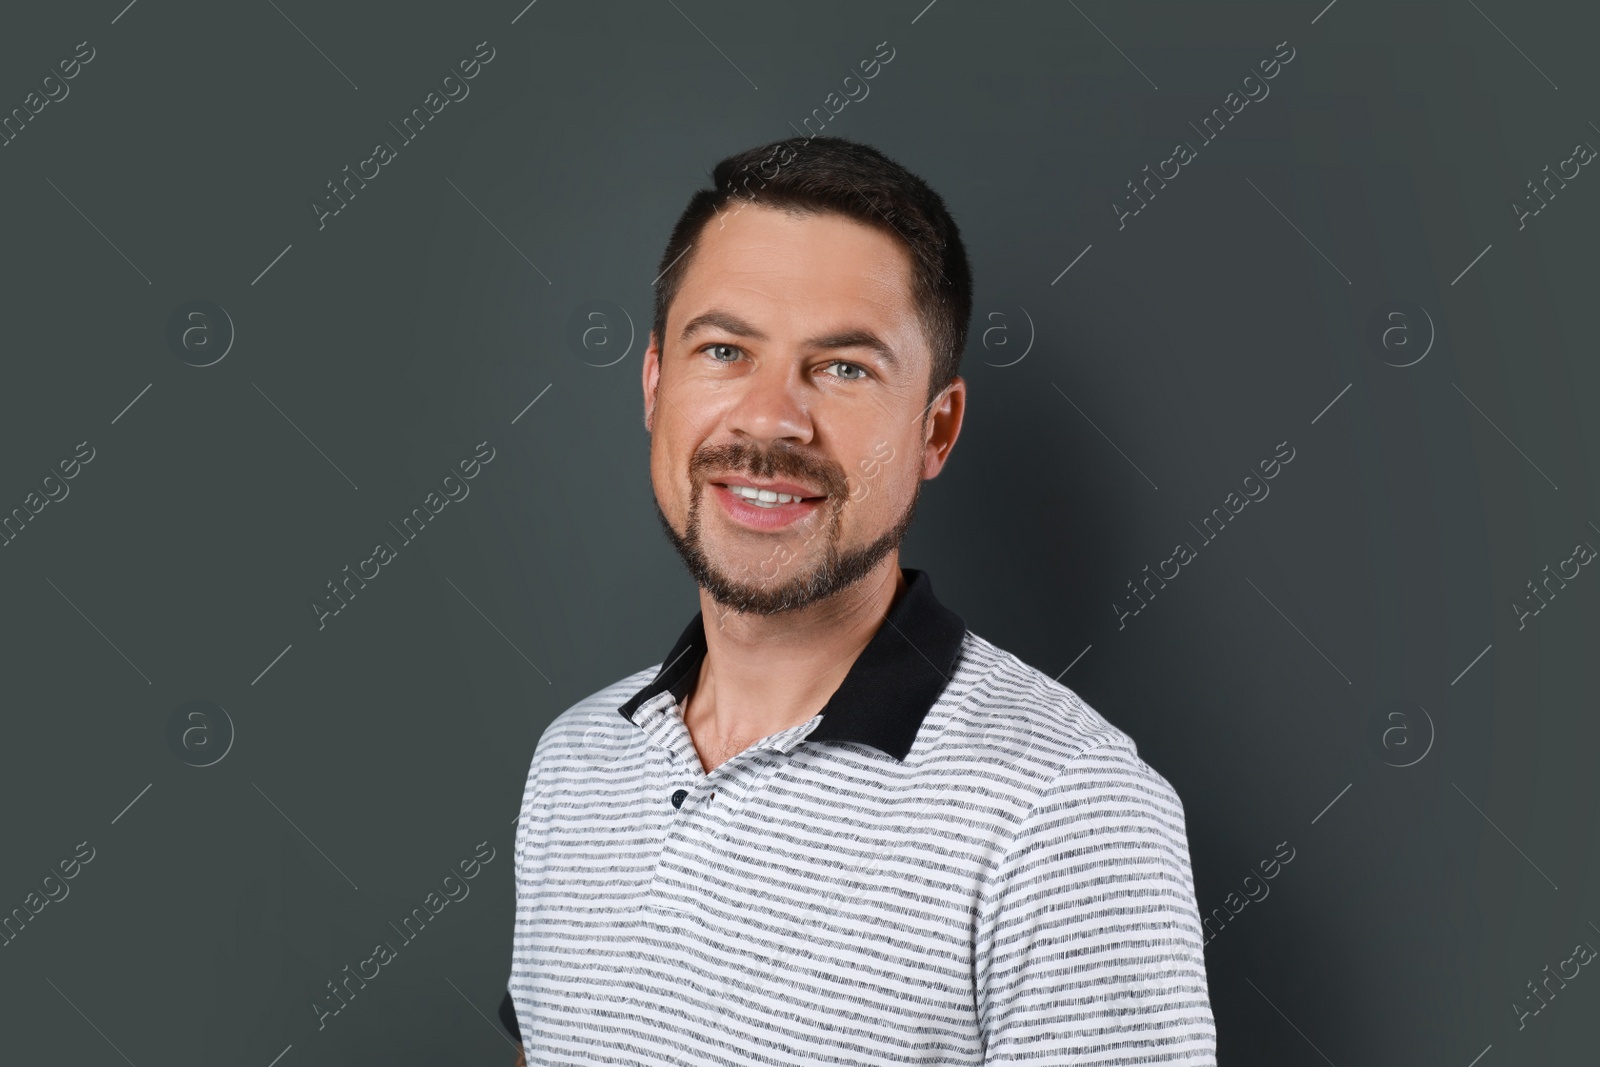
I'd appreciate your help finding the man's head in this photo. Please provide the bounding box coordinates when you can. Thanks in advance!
[643,136,971,617]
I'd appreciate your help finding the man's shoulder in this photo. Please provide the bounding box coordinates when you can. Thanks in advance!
[535,663,661,754]
[935,629,1182,809]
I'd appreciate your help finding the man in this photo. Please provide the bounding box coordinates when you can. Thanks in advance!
[500,136,1216,1064]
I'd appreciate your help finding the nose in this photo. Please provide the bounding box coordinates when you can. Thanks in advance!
[723,356,814,447]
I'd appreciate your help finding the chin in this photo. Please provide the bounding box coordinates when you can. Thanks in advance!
[654,476,920,618]
[699,555,843,617]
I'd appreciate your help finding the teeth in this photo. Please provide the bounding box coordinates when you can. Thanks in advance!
[727,484,809,507]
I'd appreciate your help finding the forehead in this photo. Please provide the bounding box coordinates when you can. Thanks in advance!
[671,203,922,342]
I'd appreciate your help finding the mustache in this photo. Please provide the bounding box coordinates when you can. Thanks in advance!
[688,442,851,499]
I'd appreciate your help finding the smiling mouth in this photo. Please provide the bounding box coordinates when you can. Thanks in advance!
[710,481,828,510]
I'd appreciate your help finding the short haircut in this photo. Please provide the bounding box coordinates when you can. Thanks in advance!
[651,136,973,409]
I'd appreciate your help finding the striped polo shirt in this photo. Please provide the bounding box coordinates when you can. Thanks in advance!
[503,567,1216,1063]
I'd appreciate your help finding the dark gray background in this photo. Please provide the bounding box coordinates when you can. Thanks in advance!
[1,0,1595,1063]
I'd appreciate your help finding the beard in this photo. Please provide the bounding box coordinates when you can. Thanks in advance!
[653,439,922,617]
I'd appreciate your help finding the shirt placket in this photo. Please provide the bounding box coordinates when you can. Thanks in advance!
[633,692,824,913]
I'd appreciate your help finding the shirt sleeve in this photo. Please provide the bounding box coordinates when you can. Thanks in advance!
[505,725,548,1048]
[504,786,527,1045]
[974,735,1216,1064]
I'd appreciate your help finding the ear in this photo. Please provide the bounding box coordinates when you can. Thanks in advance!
[642,330,662,432]
[921,376,966,479]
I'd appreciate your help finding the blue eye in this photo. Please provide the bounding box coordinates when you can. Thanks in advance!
[706,343,740,362]
[826,361,867,380]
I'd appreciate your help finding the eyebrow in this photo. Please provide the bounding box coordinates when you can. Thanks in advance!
[678,308,901,371]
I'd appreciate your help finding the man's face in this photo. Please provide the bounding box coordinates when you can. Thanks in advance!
[642,203,964,618]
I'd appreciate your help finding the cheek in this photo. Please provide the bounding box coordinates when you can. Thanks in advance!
[845,442,917,517]
[649,438,688,512]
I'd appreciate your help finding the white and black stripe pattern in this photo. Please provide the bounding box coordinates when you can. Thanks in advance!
[507,603,1215,1063]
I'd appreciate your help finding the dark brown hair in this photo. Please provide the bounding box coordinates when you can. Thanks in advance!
[651,136,972,409]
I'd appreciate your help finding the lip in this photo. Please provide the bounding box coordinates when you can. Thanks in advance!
[709,481,826,532]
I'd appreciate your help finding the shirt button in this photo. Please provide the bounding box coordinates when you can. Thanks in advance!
[670,788,689,809]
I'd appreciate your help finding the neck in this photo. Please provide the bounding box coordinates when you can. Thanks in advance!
[685,554,906,755]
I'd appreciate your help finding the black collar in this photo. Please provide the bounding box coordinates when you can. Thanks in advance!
[616,567,967,761]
